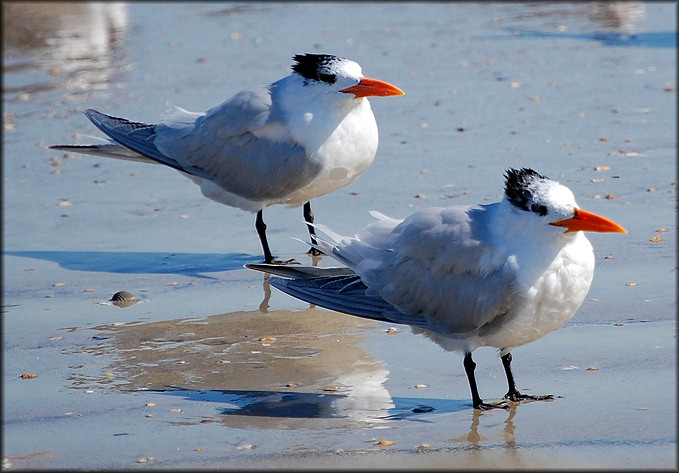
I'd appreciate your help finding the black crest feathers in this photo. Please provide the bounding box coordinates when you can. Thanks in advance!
[292,54,341,84]
[504,168,550,215]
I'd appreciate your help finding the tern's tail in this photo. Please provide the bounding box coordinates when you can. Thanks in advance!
[48,109,185,172]
[244,264,355,279]
[247,263,389,322]
[48,143,158,163]
[245,263,430,329]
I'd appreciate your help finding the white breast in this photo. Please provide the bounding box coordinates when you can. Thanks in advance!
[478,232,595,352]
[278,99,379,207]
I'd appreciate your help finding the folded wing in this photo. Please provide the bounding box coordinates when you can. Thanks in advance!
[313,206,518,335]
[51,86,321,203]
[268,273,435,329]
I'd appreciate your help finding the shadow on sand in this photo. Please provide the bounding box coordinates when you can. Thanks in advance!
[4,250,261,278]
[145,387,471,422]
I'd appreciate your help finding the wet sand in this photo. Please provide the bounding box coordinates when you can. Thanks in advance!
[3,2,676,469]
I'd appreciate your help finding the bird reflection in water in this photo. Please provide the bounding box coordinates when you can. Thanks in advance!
[85,299,396,428]
[449,404,518,446]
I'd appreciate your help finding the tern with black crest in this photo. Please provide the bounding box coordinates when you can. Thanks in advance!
[50,54,403,263]
[248,168,626,409]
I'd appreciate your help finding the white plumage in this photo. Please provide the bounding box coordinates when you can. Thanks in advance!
[49,53,403,263]
[247,168,627,409]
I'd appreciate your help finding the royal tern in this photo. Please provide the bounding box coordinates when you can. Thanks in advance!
[247,168,627,409]
[49,54,403,263]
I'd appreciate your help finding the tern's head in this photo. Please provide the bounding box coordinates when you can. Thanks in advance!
[291,53,403,99]
[503,168,626,235]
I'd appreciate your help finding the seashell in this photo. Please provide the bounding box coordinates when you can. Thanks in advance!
[235,444,255,450]
[110,291,140,308]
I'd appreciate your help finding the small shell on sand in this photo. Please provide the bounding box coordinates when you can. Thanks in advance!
[110,291,140,308]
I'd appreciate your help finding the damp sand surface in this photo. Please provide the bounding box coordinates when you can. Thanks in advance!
[2,2,676,469]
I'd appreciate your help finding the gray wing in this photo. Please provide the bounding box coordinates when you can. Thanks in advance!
[58,86,320,202]
[319,206,519,335]
[82,109,194,173]
[48,142,159,163]
[152,89,320,201]
[244,263,356,279]
[268,275,435,330]
[48,109,180,166]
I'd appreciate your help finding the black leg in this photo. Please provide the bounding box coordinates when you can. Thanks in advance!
[255,210,299,265]
[464,352,484,408]
[501,352,554,403]
[303,201,323,256]
[256,210,275,264]
[464,352,508,410]
[501,352,520,400]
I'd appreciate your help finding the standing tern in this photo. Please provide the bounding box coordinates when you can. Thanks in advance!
[247,168,627,409]
[49,54,403,263]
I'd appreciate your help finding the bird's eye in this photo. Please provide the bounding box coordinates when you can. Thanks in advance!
[531,203,548,216]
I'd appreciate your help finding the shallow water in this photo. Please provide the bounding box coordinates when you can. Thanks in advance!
[2,2,676,469]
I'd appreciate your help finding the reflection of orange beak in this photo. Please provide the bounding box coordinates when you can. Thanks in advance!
[550,208,627,233]
[340,77,404,98]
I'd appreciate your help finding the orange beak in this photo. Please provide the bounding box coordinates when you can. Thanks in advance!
[550,208,627,233]
[340,77,404,98]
